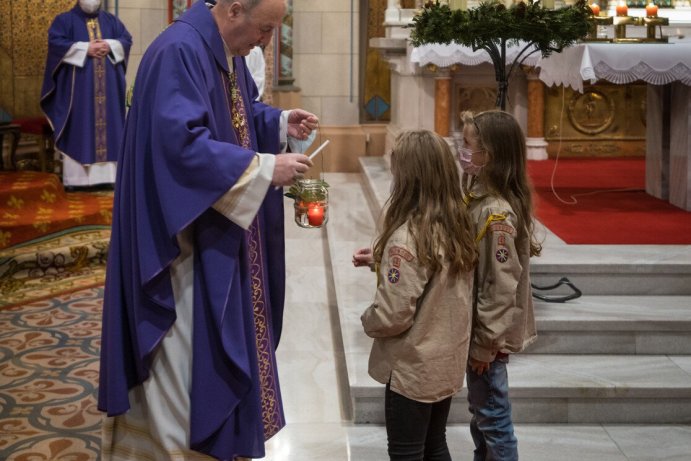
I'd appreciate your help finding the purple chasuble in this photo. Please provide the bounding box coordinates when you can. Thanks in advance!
[228,60,285,440]
[97,1,286,459]
[40,3,131,165]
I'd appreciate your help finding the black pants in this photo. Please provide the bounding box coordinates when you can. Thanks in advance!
[385,382,453,461]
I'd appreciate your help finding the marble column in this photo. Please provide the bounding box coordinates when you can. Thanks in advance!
[525,69,549,160]
[645,84,670,201]
[434,73,452,137]
[644,80,691,211]
[669,82,691,210]
[385,0,400,23]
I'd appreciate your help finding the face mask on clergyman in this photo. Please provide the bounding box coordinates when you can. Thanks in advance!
[79,0,101,14]
[287,129,317,154]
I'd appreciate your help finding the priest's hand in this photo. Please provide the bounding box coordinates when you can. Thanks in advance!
[272,153,313,187]
[287,109,319,140]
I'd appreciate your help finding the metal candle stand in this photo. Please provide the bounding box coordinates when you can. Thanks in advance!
[585,12,669,42]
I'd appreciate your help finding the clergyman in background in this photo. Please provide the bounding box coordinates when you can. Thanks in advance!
[41,0,131,189]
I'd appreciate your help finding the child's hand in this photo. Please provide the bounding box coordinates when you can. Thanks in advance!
[352,247,374,268]
[469,357,490,375]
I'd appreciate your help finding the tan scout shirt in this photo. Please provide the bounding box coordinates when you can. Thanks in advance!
[465,181,537,363]
[361,223,473,403]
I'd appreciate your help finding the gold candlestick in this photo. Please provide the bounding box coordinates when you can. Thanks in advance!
[586,15,614,41]
[613,15,634,39]
[643,16,669,41]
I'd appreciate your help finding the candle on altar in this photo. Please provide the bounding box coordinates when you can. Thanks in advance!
[590,2,600,16]
[307,204,325,226]
[645,2,658,17]
[615,1,628,16]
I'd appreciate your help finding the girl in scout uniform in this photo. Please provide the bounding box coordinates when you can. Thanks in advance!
[457,110,542,461]
[353,129,477,460]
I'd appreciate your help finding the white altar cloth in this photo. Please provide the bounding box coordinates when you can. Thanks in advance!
[536,41,691,92]
[410,43,540,68]
[410,41,691,92]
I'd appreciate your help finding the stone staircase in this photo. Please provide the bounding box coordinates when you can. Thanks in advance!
[324,157,691,426]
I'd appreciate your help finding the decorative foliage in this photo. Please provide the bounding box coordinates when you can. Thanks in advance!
[410,0,591,109]
[410,0,590,55]
[284,179,330,203]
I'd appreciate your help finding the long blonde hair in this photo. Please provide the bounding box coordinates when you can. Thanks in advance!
[461,110,542,257]
[373,130,477,276]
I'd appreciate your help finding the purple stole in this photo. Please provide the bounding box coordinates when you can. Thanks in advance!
[85,18,108,162]
[226,60,285,439]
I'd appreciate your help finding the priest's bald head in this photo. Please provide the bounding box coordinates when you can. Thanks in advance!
[212,0,286,56]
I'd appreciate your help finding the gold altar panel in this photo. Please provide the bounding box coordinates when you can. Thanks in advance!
[0,3,13,116]
[544,82,646,157]
[0,0,74,118]
[0,48,11,113]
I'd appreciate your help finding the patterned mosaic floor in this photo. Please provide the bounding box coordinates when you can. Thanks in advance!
[0,287,103,460]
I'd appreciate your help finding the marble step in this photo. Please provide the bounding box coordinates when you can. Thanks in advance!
[359,157,691,295]
[349,353,691,424]
[529,250,691,296]
[337,294,691,357]
[529,295,691,354]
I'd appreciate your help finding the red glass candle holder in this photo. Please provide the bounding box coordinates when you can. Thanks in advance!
[290,179,329,229]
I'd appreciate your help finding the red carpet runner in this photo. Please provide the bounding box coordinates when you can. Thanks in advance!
[0,171,113,249]
[527,157,691,245]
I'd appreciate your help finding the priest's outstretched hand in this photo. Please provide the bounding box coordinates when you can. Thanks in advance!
[287,109,319,140]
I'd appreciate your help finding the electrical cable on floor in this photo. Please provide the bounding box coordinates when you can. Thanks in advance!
[532,87,581,303]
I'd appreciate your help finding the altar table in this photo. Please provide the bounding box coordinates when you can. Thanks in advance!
[536,41,691,211]
[411,41,691,211]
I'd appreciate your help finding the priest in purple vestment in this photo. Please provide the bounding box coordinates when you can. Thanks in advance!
[97,0,318,460]
[40,0,131,187]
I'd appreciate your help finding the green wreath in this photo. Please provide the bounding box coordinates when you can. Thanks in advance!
[409,0,591,109]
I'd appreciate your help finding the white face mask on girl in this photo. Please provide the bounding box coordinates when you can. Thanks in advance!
[79,0,101,14]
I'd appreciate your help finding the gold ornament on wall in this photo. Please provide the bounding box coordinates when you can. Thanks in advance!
[544,82,647,157]
[567,88,615,135]
[1,0,74,117]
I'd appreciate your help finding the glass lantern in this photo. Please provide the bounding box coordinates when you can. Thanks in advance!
[290,179,329,229]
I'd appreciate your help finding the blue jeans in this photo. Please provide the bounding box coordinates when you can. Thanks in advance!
[385,382,453,461]
[466,356,518,461]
